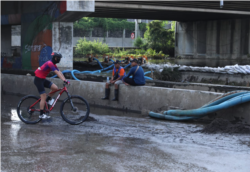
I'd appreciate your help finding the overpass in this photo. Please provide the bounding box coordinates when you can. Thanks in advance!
[1,1,250,70]
[92,1,250,21]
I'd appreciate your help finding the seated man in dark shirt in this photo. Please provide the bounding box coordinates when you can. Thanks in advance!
[123,59,145,86]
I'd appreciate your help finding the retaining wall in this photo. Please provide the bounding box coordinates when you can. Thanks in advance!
[2,74,250,124]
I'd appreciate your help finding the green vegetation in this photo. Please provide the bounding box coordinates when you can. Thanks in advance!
[144,21,175,55]
[74,17,146,32]
[133,37,144,48]
[74,18,176,58]
[75,38,110,56]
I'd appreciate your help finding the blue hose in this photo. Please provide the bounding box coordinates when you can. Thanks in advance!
[201,91,249,108]
[51,58,153,80]
[149,92,250,121]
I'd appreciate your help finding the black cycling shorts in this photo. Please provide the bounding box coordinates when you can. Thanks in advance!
[34,76,53,94]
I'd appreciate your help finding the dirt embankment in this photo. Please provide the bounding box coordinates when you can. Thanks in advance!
[199,118,250,134]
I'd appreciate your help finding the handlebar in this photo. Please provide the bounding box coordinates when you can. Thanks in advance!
[63,81,70,87]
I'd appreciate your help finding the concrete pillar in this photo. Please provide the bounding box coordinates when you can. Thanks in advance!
[220,20,231,59]
[1,25,12,56]
[247,20,250,57]
[206,21,217,58]
[52,22,73,70]
[193,22,198,58]
[232,19,241,59]
[122,29,125,47]
[135,19,139,39]
[197,21,207,57]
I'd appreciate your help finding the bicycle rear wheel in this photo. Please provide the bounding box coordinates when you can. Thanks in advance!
[17,95,42,124]
[60,95,90,125]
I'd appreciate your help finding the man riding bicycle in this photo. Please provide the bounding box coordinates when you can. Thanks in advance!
[34,52,69,119]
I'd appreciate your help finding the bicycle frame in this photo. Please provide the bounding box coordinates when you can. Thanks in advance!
[29,85,70,113]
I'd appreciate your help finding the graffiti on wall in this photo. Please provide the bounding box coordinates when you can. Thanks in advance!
[1,56,22,69]
[19,1,66,70]
[1,14,21,25]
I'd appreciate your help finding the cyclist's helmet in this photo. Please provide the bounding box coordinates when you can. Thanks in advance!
[51,52,62,64]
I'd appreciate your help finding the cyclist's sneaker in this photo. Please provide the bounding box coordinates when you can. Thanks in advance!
[39,114,51,119]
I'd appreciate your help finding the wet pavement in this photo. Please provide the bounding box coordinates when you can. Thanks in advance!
[1,94,250,172]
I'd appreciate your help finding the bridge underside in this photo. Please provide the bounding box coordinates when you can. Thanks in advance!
[90,1,250,21]
[88,7,250,21]
[2,1,250,71]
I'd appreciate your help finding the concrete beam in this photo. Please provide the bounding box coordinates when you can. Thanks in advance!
[55,0,95,22]
[95,2,250,15]
[67,0,94,12]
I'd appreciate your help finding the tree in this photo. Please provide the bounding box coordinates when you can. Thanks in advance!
[144,21,175,55]
[74,17,146,32]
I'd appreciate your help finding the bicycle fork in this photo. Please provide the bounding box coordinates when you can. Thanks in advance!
[67,92,77,112]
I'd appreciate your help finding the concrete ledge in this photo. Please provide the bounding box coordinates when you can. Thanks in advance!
[2,74,250,124]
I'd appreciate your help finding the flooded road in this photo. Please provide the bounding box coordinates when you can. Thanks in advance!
[1,94,250,172]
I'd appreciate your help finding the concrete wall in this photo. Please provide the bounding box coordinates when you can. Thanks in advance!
[11,25,21,47]
[1,25,12,56]
[176,18,250,61]
[181,71,250,87]
[73,37,135,48]
[67,0,94,12]
[52,22,73,70]
[2,74,250,124]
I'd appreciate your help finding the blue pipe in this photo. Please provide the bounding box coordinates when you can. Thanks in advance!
[51,58,152,80]
[149,92,250,121]
[201,91,249,108]
[93,58,104,69]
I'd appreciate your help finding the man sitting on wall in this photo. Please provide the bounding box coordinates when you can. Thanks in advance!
[124,56,131,64]
[123,59,145,86]
[103,55,110,63]
[102,60,126,101]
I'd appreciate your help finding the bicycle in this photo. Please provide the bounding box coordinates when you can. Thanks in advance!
[17,82,90,125]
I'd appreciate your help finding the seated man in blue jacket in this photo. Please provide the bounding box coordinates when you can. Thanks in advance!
[123,59,145,86]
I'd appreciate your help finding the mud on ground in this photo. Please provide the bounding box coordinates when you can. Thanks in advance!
[198,118,250,134]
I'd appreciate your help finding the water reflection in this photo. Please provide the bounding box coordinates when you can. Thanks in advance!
[9,109,21,145]
[10,109,20,121]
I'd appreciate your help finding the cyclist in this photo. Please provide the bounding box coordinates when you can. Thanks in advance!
[34,52,69,119]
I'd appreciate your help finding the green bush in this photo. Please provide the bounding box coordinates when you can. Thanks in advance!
[144,21,175,55]
[133,37,144,48]
[75,38,110,56]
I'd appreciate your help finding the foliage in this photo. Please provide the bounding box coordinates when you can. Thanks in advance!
[74,17,147,32]
[75,38,110,56]
[144,21,175,54]
[154,67,181,81]
[133,37,144,48]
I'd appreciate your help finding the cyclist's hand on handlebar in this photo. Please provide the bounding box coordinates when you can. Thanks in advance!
[64,80,70,85]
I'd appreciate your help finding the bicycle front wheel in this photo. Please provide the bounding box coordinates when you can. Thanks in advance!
[17,95,42,124]
[60,95,90,125]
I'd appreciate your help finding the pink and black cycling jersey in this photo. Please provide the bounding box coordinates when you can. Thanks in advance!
[35,60,59,79]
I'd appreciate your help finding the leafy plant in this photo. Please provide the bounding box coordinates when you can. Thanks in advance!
[75,38,110,56]
[133,37,144,48]
[144,21,175,55]
[74,17,147,33]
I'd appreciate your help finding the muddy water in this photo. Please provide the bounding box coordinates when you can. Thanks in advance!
[1,94,250,172]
